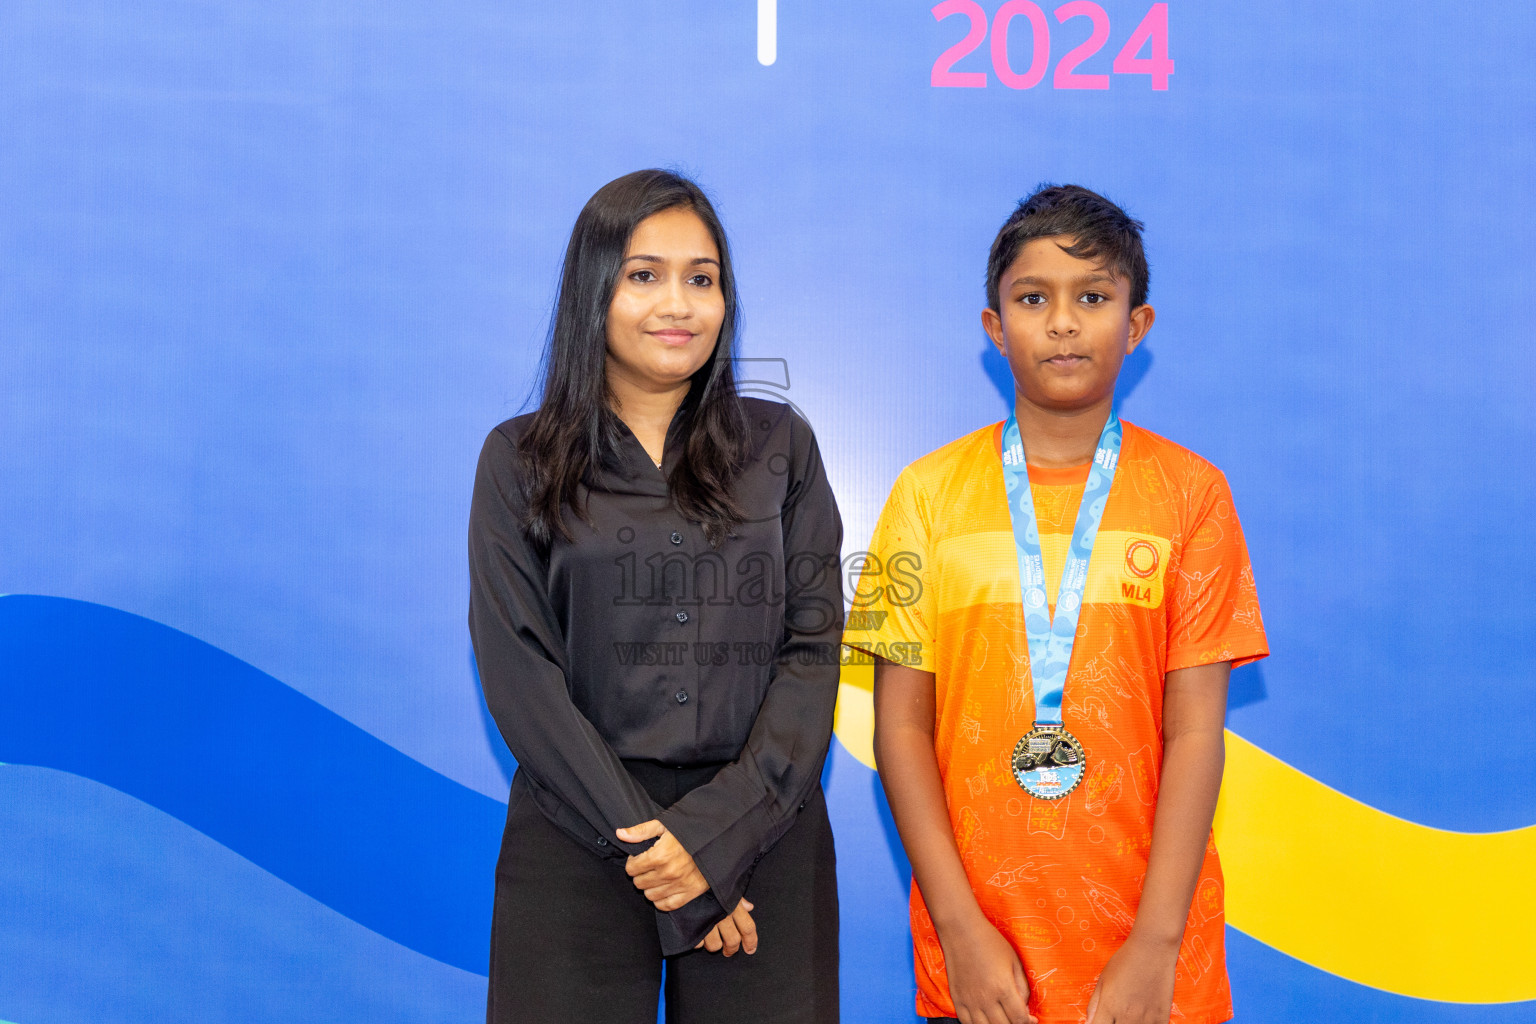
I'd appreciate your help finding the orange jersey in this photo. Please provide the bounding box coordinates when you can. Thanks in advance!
[844,420,1268,1024]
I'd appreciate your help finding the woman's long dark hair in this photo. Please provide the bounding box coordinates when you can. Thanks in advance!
[518,169,749,548]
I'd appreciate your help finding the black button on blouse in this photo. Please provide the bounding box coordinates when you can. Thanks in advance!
[468,398,843,954]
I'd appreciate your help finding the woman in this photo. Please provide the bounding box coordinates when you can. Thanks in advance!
[468,169,842,1023]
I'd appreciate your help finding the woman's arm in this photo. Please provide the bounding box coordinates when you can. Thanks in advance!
[469,426,725,952]
[1085,660,1230,1024]
[875,658,1036,1024]
[470,427,662,844]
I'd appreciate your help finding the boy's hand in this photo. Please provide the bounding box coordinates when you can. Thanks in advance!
[693,899,758,957]
[1084,934,1178,1024]
[941,915,1038,1024]
[617,819,709,911]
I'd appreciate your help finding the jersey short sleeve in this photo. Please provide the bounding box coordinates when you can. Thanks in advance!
[1164,467,1269,672]
[843,466,936,672]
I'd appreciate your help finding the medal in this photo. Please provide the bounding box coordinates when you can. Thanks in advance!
[1012,724,1087,799]
[1000,407,1122,798]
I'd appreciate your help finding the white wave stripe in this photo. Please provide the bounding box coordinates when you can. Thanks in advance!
[757,0,777,66]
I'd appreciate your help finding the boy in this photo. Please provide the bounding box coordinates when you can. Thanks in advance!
[844,185,1267,1024]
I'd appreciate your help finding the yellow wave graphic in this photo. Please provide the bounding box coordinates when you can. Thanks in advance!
[833,660,1536,1004]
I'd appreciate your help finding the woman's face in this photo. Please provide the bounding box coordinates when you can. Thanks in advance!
[605,206,725,398]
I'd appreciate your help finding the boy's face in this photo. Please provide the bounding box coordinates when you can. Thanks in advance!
[982,235,1154,416]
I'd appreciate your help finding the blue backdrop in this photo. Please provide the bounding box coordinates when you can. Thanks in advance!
[3,2,1534,1021]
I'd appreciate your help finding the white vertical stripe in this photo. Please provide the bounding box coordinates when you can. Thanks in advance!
[757,0,777,66]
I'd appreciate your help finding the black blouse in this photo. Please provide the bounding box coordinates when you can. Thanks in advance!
[468,397,844,954]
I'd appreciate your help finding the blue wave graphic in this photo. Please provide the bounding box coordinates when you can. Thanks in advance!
[0,764,485,1023]
[0,594,503,975]
[6,594,1530,1024]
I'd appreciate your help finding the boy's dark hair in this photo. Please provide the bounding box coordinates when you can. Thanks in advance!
[986,184,1149,311]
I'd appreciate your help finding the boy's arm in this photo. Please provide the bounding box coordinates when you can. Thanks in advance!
[1086,660,1230,1024]
[874,657,1038,1024]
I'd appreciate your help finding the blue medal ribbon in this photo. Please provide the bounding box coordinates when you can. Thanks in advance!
[1000,407,1122,728]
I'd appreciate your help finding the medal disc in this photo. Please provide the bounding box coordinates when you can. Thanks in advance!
[1011,725,1087,800]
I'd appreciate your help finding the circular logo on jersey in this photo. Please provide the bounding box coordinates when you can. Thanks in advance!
[1124,539,1160,579]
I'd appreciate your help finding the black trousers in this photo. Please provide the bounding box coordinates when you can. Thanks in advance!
[487,762,839,1024]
